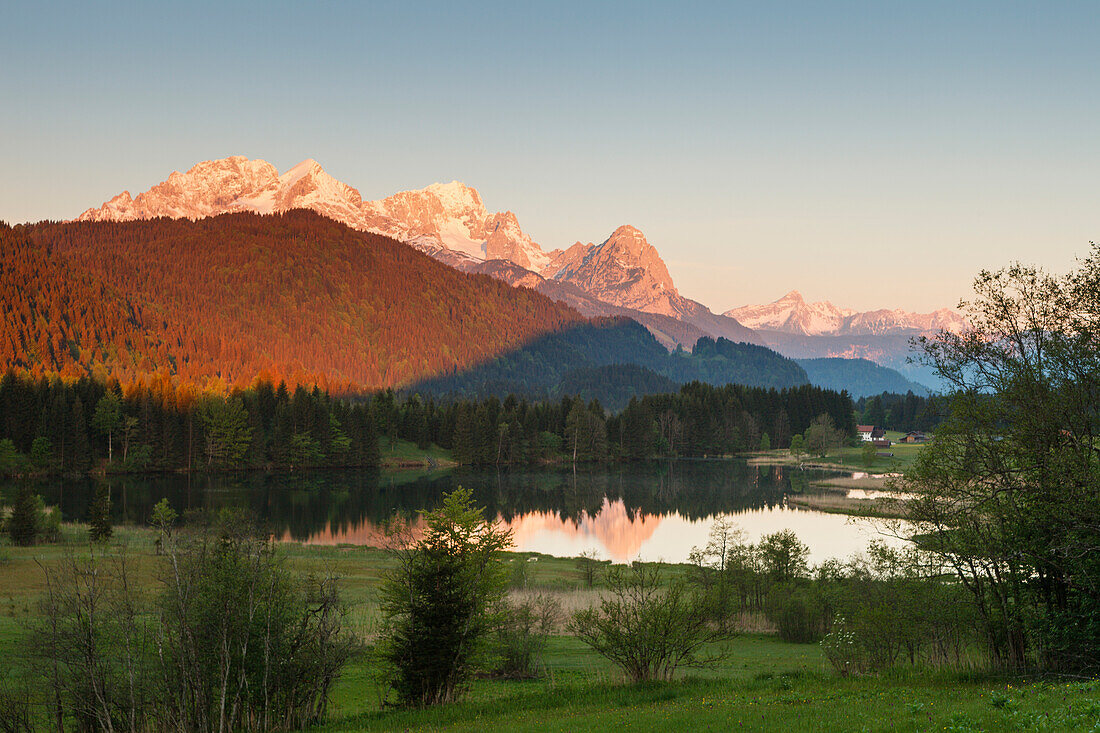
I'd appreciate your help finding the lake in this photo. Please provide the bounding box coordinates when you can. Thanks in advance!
[1,461,901,564]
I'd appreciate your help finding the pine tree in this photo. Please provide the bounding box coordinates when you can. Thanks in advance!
[88,483,112,542]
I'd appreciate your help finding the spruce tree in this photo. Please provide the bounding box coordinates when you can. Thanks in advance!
[7,484,38,546]
[88,483,112,542]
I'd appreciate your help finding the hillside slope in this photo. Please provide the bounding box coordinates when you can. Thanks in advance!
[796,358,930,398]
[0,212,582,390]
[410,319,809,403]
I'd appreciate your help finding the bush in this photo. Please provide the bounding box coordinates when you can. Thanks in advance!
[30,512,353,732]
[34,497,61,543]
[819,543,977,674]
[493,594,560,678]
[766,582,829,643]
[570,563,732,682]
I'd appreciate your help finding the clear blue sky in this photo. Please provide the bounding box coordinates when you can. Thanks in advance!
[3,1,1097,312]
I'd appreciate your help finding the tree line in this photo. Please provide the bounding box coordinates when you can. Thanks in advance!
[854,391,944,433]
[0,372,856,475]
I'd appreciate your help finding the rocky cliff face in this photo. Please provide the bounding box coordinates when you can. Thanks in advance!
[541,225,760,345]
[543,225,679,315]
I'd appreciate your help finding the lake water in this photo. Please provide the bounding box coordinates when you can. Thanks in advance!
[1,461,901,564]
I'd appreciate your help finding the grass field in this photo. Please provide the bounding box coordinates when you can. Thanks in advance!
[750,431,926,475]
[379,438,457,469]
[2,527,1098,732]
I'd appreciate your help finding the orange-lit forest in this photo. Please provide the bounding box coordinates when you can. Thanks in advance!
[0,211,582,392]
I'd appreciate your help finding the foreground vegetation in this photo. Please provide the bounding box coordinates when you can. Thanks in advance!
[1,526,1097,732]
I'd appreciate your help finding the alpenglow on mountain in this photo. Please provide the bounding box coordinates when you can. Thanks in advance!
[726,290,966,337]
[77,156,551,271]
[75,156,759,347]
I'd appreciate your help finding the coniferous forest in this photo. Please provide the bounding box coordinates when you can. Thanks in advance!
[0,370,856,475]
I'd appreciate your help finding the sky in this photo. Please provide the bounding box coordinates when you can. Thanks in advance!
[2,1,1097,313]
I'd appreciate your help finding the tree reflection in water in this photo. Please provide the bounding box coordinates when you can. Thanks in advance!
[3,461,891,563]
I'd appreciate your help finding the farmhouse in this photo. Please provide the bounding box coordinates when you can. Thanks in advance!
[858,425,886,442]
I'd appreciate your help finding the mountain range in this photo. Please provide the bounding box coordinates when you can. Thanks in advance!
[69,155,966,395]
[726,290,966,337]
[76,157,761,347]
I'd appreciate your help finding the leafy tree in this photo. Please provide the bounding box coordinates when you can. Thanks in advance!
[92,392,122,463]
[789,434,805,458]
[757,529,809,583]
[379,487,513,706]
[120,415,139,463]
[575,550,604,588]
[860,441,877,467]
[903,250,1100,673]
[196,396,252,468]
[564,400,608,463]
[29,436,53,470]
[150,497,177,555]
[804,414,844,458]
[759,432,771,451]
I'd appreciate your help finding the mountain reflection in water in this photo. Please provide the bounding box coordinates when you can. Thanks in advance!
[3,461,900,564]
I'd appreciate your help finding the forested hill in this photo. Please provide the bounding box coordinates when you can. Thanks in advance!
[796,357,930,398]
[409,320,810,407]
[0,213,582,390]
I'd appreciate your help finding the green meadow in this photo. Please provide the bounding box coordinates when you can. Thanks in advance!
[2,526,1097,732]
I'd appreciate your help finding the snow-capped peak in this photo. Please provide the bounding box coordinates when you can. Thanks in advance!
[422,181,484,215]
[74,156,553,271]
[726,292,965,336]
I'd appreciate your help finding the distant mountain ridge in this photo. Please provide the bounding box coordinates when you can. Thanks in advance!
[727,290,966,336]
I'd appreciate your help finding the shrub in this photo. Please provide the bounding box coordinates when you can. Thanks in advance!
[766,582,829,643]
[493,593,560,678]
[30,512,353,732]
[570,563,733,682]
